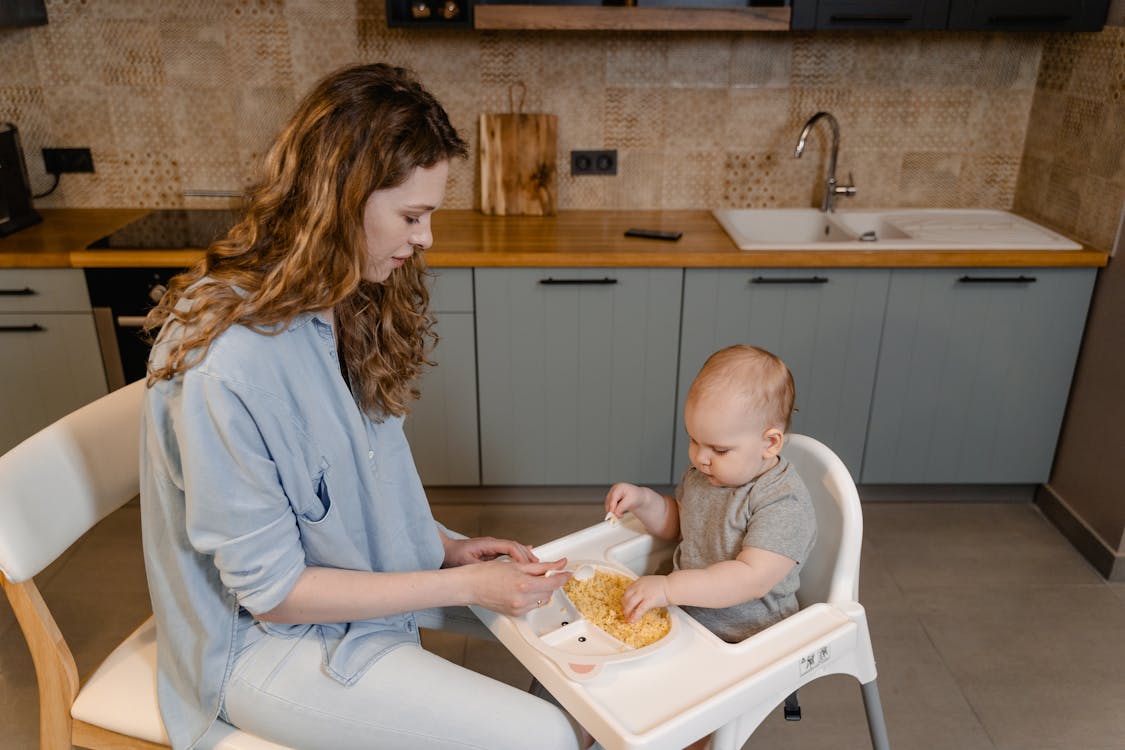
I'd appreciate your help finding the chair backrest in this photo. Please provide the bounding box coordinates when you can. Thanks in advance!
[781,433,863,607]
[0,380,145,584]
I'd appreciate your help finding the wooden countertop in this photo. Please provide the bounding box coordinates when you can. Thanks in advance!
[0,208,1110,269]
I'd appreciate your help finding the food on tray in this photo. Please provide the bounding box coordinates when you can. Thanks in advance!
[563,570,671,649]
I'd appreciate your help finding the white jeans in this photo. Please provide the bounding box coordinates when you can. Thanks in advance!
[220,607,581,750]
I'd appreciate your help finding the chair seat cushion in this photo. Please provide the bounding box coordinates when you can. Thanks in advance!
[72,616,294,749]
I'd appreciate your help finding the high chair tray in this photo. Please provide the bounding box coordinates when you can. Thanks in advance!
[470,516,863,750]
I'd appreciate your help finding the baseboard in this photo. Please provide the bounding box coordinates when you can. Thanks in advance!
[1035,484,1125,581]
[857,484,1036,503]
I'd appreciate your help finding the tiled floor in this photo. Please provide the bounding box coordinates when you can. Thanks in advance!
[3,496,1124,750]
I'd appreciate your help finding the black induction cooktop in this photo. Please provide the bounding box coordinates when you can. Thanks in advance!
[86,209,242,249]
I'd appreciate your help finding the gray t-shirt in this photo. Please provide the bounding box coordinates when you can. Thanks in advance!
[673,456,817,642]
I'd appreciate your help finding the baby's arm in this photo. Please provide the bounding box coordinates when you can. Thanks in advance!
[605,482,680,540]
[621,547,796,622]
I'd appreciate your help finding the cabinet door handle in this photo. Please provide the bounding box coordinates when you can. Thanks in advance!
[750,276,829,285]
[957,275,1037,284]
[0,287,36,296]
[0,323,45,332]
[538,277,618,286]
[829,14,913,23]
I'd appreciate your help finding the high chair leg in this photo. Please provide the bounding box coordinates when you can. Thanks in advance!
[783,690,801,721]
[861,679,891,750]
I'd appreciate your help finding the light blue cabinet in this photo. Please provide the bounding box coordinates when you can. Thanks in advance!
[675,268,890,480]
[475,268,683,485]
[0,269,108,455]
[861,267,1097,484]
[403,268,480,486]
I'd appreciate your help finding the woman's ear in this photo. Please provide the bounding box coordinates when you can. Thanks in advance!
[763,427,784,458]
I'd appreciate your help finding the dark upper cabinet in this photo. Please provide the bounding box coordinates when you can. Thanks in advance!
[792,0,1109,30]
[947,0,1110,31]
[792,0,950,30]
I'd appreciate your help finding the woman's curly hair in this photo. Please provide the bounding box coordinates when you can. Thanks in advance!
[145,63,468,418]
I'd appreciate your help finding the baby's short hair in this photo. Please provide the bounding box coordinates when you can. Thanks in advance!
[690,345,796,432]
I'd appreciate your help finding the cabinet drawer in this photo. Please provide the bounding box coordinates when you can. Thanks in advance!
[862,268,1096,484]
[947,0,1109,30]
[0,269,92,313]
[475,267,682,485]
[677,268,888,479]
[0,312,109,455]
[792,0,950,29]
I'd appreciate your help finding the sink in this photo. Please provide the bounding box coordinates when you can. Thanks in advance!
[713,208,1082,251]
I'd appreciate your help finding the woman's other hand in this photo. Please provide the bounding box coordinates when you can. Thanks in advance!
[467,558,571,616]
[443,536,538,567]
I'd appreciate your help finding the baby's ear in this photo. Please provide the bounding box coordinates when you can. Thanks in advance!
[763,427,784,458]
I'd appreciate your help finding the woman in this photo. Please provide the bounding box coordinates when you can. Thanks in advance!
[141,63,579,750]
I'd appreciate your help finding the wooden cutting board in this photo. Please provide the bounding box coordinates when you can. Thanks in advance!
[479,111,558,216]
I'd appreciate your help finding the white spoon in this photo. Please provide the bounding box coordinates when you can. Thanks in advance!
[573,564,596,581]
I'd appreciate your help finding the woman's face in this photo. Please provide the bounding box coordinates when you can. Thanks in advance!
[360,160,449,283]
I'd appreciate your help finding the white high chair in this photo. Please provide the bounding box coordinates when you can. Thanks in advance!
[708,432,890,749]
[0,380,292,750]
[472,433,891,750]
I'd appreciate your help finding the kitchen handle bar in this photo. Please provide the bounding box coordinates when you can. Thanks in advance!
[957,275,1037,284]
[538,278,618,286]
[829,14,913,23]
[750,276,829,285]
[0,323,45,332]
[0,287,36,296]
[116,315,150,328]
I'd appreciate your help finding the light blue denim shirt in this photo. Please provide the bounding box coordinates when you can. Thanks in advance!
[140,310,445,749]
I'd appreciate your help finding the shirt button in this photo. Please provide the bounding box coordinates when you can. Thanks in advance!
[368,450,375,459]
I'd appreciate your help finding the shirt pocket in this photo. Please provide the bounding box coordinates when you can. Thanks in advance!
[294,459,333,524]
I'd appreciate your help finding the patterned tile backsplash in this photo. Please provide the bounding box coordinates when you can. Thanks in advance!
[1014,25,1125,252]
[0,0,1116,240]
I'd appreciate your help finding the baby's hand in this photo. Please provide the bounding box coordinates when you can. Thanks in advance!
[621,575,670,623]
[605,482,649,522]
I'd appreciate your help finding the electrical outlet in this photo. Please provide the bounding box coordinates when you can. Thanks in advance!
[571,150,617,176]
[42,147,94,174]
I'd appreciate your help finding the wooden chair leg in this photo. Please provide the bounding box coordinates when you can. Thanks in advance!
[2,574,79,750]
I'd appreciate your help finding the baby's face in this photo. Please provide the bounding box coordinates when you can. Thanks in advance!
[684,391,778,487]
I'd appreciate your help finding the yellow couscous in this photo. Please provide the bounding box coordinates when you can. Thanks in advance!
[563,570,671,649]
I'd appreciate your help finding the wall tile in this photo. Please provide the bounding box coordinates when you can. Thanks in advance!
[1015,25,1125,250]
[8,0,1108,217]
[605,33,667,88]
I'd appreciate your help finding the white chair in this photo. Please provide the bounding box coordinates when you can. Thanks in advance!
[0,380,292,750]
[708,432,890,750]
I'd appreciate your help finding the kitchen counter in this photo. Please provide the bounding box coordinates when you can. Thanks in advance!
[0,208,1109,268]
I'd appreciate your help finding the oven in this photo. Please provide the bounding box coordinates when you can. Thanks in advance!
[84,209,239,389]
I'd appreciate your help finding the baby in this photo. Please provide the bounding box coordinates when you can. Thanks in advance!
[605,344,817,643]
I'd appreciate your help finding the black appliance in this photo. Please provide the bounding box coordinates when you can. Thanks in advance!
[85,209,240,387]
[0,123,42,237]
[0,0,47,25]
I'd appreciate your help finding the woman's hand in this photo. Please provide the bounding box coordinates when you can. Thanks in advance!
[466,558,571,616]
[621,574,671,623]
[442,536,537,567]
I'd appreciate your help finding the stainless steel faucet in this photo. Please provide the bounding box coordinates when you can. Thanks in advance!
[794,111,856,213]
